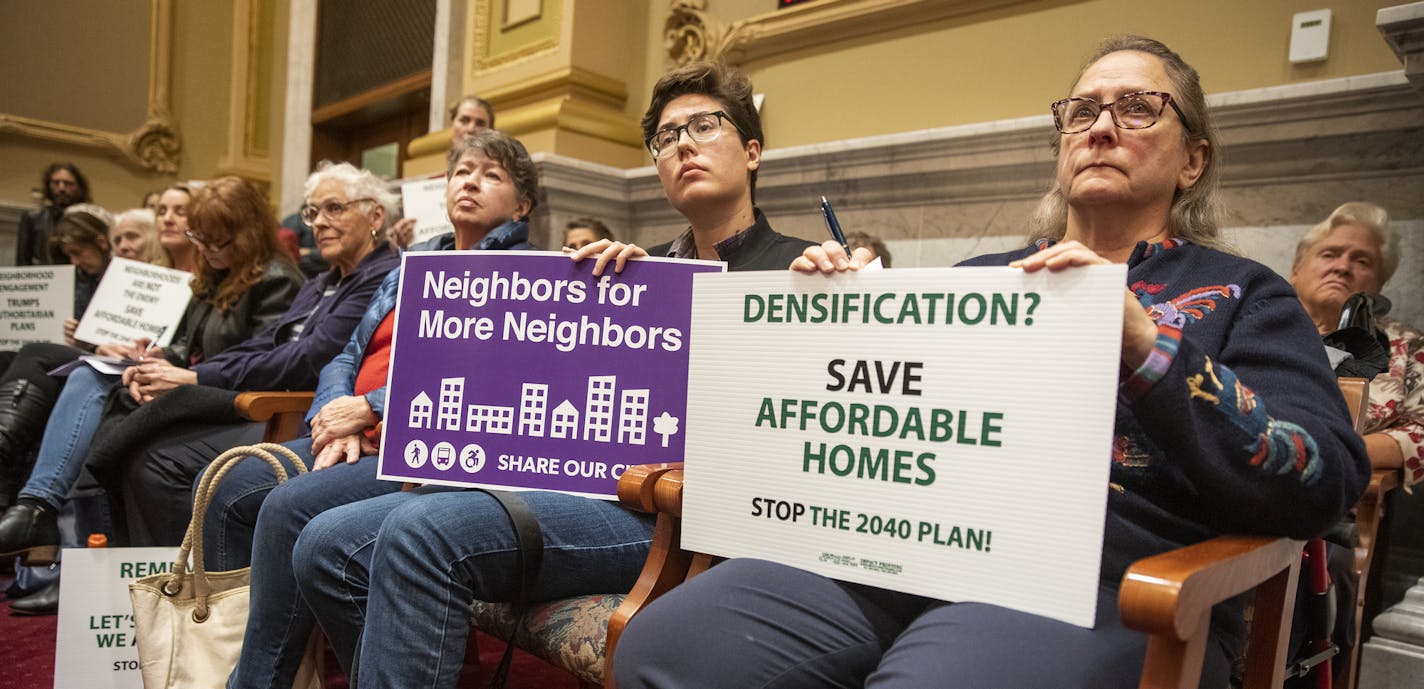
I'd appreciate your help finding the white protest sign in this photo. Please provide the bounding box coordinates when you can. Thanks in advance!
[682,265,1125,628]
[401,177,455,245]
[73,257,192,347]
[54,546,180,689]
[0,265,73,348]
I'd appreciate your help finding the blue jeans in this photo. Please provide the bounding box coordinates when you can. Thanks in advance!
[293,488,655,688]
[221,438,400,689]
[19,366,117,509]
[614,559,1232,689]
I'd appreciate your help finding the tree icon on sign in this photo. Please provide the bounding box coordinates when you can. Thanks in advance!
[652,412,680,448]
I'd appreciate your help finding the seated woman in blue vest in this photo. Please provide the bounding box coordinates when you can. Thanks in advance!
[216,129,552,689]
[284,62,813,689]
[614,36,1370,689]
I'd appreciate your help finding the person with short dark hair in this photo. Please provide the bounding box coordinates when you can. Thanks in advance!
[287,62,814,689]
[212,130,542,689]
[16,163,91,266]
[563,216,615,249]
[449,94,495,144]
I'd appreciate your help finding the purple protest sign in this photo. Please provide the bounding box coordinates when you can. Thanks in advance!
[378,250,724,498]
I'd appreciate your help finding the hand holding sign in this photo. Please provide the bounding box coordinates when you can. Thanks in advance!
[1008,240,1158,369]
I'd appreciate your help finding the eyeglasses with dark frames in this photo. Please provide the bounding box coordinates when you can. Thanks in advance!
[646,111,734,159]
[299,198,376,226]
[1050,91,1186,134]
[184,230,233,251]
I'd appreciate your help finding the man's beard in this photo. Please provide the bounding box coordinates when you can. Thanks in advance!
[51,190,76,207]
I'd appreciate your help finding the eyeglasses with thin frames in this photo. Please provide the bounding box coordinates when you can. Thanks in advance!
[184,230,233,251]
[1050,91,1185,134]
[299,198,376,226]
[646,111,735,159]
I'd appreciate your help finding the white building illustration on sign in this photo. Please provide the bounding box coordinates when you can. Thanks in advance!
[408,391,433,429]
[550,400,579,439]
[405,374,678,448]
[618,389,649,444]
[583,375,616,442]
[519,383,548,437]
[438,377,464,430]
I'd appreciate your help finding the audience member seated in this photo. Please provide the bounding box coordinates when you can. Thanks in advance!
[615,36,1370,689]
[15,163,90,266]
[845,230,893,267]
[141,190,162,212]
[562,216,615,250]
[290,61,813,689]
[212,130,540,689]
[389,94,498,251]
[0,176,303,563]
[109,207,164,266]
[0,189,197,508]
[89,162,402,546]
[49,204,115,347]
[1290,202,1422,489]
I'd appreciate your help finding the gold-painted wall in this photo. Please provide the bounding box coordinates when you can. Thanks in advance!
[0,0,266,212]
[637,0,1404,151]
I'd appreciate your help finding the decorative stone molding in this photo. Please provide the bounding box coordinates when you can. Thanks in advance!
[1358,577,1424,689]
[0,0,181,174]
[664,0,1029,68]
[530,71,1424,322]
[480,67,641,147]
[471,0,560,74]
[1379,2,1424,94]
[217,0,273,182]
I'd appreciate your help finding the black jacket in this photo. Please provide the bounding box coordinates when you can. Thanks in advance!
[165,258,304,366]
[650,210,814,272]
[16,206,62,266]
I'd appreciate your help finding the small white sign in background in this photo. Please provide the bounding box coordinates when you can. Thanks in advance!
[400,177,455,246]
[0,265,73,349]
[73,257,192,347]
[55,547,180,689]
[682,265,1125,627]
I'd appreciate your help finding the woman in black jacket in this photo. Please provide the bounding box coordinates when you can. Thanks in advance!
[0,176,302,563]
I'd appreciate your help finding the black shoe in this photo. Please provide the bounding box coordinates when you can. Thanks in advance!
[0,502,58,566]
[9,580,58,616]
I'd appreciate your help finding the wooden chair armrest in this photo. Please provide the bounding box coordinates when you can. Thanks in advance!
[234,391,315,421]
[606,464,690,688]
[1122,536,1303,689]
[234,391,315,443]
[617,462,684,515]
[1355,469,1399,576]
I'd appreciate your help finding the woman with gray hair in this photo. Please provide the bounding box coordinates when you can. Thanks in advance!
[1290,201,1421,488]
[635,35,1368,689]
[213,129,542,689]
[87,161,405,546]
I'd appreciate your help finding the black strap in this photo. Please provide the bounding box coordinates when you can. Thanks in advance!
[480,489,543,689]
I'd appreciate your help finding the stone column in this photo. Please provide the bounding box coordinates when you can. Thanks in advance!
[1358,576,1424,689]
[404,0,649,178]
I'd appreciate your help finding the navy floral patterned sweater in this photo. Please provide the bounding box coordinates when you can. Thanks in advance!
[961,239,1370,647]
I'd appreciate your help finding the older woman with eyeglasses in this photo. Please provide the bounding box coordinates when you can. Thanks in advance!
[1290,202,1422,489]
[64,163,404,547]
[202,130,542,689]
[0,176,304,564]
[617,36,1369,689]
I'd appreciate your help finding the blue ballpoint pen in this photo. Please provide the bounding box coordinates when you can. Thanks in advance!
[819,196,851,258]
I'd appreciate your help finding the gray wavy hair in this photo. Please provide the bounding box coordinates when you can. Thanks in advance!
[1030,35,1225,251]
[303,161,399,238]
